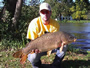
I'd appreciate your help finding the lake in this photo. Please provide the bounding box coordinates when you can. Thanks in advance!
[60,23,90,51]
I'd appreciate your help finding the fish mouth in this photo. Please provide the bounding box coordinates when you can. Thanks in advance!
[64,38,77,44]
[74,38,77,42]
[69,38,77,43]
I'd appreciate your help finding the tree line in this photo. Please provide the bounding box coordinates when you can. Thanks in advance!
[0,0,90,41]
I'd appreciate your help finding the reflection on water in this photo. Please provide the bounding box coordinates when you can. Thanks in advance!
[60,23,90,51]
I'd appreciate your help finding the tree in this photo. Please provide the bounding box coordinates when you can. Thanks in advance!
[44,0,73,20]
[12,0,23,28]
[0,0,40,40]
[0,0,23,40]
[70,0,87,20]
[0,0,17,22]
[0,0,23,29]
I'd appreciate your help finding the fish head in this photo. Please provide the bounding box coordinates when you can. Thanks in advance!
[61,32,77,45]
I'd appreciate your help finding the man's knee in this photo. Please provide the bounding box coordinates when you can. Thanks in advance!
[28,53,38,63]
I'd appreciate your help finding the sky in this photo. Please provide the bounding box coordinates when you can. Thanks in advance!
[0,0,90,7]
[0,0,3,7]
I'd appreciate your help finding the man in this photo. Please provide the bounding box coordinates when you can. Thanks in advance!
[26,2,68,68]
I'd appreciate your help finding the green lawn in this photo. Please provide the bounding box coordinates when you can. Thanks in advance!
[67,20,90,23]
[0,48,90,68]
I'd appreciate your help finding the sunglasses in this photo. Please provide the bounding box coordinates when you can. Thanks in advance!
[40,10,50,14]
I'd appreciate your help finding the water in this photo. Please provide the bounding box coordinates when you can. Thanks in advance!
[60,23,90,51]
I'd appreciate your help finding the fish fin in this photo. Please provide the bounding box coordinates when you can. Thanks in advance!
[47,50,52,57]
[13,50,23,58]
[20,54,27,64]
[30,51,35,54]
[30,50,35,54]
[60,42,64,53]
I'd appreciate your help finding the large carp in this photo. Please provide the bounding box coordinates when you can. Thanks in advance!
[13,31,77,64]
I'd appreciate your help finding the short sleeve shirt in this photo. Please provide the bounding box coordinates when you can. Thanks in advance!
[26,16,60,40]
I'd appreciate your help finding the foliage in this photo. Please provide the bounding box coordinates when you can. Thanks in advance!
[70,0,88,20]
[0,10,12,40]
[44,0,73,19]
[0,5,39,43]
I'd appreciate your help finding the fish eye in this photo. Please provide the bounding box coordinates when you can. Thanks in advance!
[69,36,73,39]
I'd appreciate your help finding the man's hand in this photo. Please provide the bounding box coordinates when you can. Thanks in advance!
[31,49,40,54]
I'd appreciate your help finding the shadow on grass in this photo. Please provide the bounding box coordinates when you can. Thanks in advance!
[62,60,90,68]
[41,60,90,68]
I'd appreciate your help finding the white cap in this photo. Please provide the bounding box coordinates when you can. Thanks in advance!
[39,3,51,11]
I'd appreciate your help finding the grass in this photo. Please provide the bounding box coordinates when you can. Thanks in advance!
[61,51,90,68]
[0,46,90,68]
[67,20,90,23]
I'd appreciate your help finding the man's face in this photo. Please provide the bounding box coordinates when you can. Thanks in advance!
[40,9,51,22]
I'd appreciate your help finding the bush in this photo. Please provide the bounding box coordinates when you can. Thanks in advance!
[0,5,39,48]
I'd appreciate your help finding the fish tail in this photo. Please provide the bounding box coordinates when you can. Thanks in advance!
[13,49,27,64]
[13,49,23,58]
[20,54,27,64]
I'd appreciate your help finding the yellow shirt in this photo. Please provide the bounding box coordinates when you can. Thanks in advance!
[26,16,60,40]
